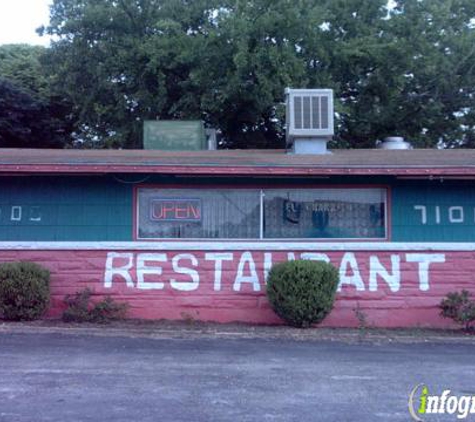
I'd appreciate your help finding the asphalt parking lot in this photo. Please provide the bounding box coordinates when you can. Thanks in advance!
[0,330,474,422]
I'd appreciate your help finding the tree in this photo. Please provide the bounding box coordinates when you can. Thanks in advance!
[40,0,475,149]
[0,44,50,95]
[41,0,213,148]
[0,44,74,148]
[327,0,475,148]
[0,78,66,148]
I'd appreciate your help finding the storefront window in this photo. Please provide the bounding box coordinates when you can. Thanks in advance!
[137,188,261,239]
[264,189,386,239]
[136,187,387,240]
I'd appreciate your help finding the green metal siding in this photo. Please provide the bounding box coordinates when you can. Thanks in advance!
[0,175,473,242]
[0,177,132,241]
[391,182,475,242]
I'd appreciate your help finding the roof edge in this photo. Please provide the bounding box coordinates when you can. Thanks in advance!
[0,163,475,177]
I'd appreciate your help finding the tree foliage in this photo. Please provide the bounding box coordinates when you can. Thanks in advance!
[0,78,67,148]
[39,0,475,149]
[0,44,49,95]
[0,44,73,148]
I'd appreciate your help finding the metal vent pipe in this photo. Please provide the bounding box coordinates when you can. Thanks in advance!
[377,136,412,150]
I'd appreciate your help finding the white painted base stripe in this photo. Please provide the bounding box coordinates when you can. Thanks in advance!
[0,241,474,251]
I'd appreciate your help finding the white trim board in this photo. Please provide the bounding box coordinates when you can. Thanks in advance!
[0,242,474,251]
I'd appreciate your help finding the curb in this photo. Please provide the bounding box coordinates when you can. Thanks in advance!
[1,322,474,344]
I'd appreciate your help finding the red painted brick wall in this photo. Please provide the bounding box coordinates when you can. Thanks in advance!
[1,249,473,328]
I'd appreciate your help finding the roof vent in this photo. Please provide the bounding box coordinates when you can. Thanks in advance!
[285,88,334,155]
[376,136,412,150]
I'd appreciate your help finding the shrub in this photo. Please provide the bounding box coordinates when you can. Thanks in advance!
[91,296,129,323]
[266,260,339,328]
[62,288,92,322]
[0,261,50,321]
[62,288,128,323]
[439,290,475,331]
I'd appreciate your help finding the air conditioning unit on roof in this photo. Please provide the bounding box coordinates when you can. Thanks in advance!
[285,88,334,154]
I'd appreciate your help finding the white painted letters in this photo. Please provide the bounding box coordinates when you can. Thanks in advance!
[11,206,22,222]
[338,252,365,291]
[405,253,446,291]
[435,206,441,224]
[170,253,199,291]
[233,252,260,292]
[104,252,134,288]
[301,252,330,263]
[369,255,401,292]
[137,253,166,290]
[449,206,464,223]
[205,252,233,291]
[103,251,447,294]
[263,252,273,283]
[414,205,427,224]
[29,206,42,222]
[414,204,474,225]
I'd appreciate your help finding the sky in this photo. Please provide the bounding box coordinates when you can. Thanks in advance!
[0,0,52,46]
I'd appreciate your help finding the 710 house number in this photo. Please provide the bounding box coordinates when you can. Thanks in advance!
[414,205,474,225]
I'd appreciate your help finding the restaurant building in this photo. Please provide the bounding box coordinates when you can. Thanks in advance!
[0,89,473,327]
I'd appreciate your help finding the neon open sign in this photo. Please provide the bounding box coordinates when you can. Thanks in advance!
[150,198,202,222]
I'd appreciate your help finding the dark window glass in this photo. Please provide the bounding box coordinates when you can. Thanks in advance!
[137,188,387,240]
[264,189,386,239]
[137,188,260,239]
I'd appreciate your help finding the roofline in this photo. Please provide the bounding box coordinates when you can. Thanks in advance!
[0,164,474,177]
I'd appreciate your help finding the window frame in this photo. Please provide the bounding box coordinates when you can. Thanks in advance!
[133,184,391,242]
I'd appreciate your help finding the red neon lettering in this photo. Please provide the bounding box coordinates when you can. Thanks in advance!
[153,204,163,220]
[152,200,201,221]
[162,203,175,219]
[153,202,175,220]
[175,206,189,219]
[190,204,201,219]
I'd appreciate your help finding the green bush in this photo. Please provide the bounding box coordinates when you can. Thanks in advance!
[266,260,339,328]
[439,290,475,331]
[0,261,50,321]
[62,288,91,322]
[91,296,129,323]
[62,288,128,323]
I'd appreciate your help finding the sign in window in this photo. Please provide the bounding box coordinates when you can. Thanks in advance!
[264,189,386,239]
[150,199,202,222]
[137,188,260,239]
[136,187,387,240]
